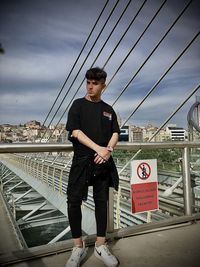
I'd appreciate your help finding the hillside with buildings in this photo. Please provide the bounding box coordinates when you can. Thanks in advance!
[1,120,199,143]
[0,120,67,143]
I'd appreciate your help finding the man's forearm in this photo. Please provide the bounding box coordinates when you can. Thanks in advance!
[72,129,100,152]
[72,130,119,163]
[107,132,119,149]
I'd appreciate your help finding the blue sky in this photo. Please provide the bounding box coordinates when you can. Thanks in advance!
[0,0,199,128]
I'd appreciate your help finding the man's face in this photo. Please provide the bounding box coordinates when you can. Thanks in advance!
[86,79,105,98]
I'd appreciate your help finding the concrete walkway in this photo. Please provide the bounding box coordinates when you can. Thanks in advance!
[0,192,22,255]
[1,221,200,267]
[1,190,200,267]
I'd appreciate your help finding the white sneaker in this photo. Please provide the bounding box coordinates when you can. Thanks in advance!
[94,243,119,267]
[66,242,88,267]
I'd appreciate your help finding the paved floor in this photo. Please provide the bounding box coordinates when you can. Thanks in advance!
[0,192,22,255]
[1,190,200,267]
[1,221,200,267]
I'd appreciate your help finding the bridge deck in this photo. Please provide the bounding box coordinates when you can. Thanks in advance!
[0,220,199,267]
[0,192,22,254]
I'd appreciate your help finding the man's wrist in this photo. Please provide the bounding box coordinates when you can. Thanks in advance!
[107,146,113,152]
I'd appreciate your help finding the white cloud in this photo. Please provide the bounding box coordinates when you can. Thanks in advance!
[0,0,199,127]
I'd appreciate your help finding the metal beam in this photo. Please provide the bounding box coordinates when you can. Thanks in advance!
[25,209,57,221]
[7,181,23,192]
[14,188,33,203]
[0,141,200,154]
[48,226,70,244]
[20,201,47,221]
[1,171,14,181]
[3,176,17,185]
[182,147,193,215]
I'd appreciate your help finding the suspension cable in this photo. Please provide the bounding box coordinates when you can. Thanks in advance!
[112,0,193,107]
[41,0,110,127]
[119,82,200,175]
[102,0,148,69]
[40,0,120,141]
[62,0,133,106]
[149,83,200,141]
[106,0,167,90]
[122,30,199,127]
[47,0,151,140]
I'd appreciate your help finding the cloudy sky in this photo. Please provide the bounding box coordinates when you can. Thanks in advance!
[0,0,199,128]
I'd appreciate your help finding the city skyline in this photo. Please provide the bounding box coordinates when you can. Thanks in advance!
[0,118,189,144]
[0,119,188,131]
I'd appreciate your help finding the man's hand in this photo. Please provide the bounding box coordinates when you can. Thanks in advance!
[71,130,116,165]
[94,147,111,164]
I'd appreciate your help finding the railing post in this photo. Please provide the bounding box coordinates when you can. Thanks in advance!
[182,146,193,215]
[116,185,121,229]
[107,187,114,233]
[0,178,3,192]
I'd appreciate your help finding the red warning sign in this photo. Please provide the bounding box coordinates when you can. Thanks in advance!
[131,159,158,213]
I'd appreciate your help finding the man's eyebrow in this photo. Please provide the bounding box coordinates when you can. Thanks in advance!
[87,80,99,84]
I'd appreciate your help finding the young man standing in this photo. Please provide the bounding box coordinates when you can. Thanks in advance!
[65,67,120,267]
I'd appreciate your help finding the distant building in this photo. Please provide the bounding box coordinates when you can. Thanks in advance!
[143,124,159,142]
[25,120,41,128]
[35,138,49,143]
[166,125,186,141]
[129,126,143,142]
[119,126,129,142]
[0,120,189,143]
[119,125,143,142]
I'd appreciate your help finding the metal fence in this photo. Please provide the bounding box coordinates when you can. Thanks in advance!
[0,141,200,237]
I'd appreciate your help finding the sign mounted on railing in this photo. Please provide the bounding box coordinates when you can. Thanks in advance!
[130,159,159,213]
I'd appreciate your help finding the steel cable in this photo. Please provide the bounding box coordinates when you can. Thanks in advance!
[40,0,121,141]
[106,0,167,91]
[60,0,134,108]
[47,0,151,140]
[112,0,193,107]
[119,82,200,175]
[122,30,199,127]
[41,0,110,127]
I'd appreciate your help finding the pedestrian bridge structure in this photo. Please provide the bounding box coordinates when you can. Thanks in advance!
[0,142,200,266]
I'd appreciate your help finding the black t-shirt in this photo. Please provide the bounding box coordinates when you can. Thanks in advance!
[66,97,120,155]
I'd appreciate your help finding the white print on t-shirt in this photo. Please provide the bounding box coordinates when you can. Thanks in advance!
[103,111,112,120]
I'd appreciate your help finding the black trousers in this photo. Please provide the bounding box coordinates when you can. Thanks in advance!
[67,174,109,238]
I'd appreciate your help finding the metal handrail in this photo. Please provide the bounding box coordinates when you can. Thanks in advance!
[0,141,200,153]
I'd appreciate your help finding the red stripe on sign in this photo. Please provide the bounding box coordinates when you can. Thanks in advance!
[131,182,158,213]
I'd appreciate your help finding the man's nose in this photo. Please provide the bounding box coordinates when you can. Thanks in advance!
[88,83,93,89]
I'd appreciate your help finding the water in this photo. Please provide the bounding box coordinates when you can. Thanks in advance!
[21,220,71,247]
[16,210,71,247]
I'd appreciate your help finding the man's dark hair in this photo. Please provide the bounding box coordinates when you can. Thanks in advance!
[85,67,107,83]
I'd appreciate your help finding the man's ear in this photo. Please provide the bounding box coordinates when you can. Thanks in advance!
[101,83,107,93]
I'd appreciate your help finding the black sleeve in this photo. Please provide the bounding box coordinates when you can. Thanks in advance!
[112,109,120,134]
[66,100,81,131]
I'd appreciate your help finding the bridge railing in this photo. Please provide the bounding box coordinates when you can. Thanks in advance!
[0,141,200,239]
